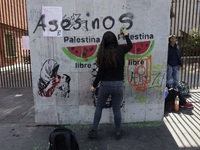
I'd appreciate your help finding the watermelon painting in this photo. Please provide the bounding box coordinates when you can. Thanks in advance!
[62,44,100,62]
[125,40,155,59]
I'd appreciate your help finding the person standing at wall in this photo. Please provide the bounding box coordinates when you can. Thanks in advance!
[166,35,182,89]
[88,26,132,140]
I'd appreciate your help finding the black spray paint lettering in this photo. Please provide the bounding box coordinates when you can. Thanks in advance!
[92,18,99,29]
[75,62,91,68]
[61,13,88,31]
[119,13,133,30]
[130,72,150,84]
[33,13,133,33]
[49,20,58,31]
[129,59,144,65]
[103,16,115,30]
[33,14,46,33]
[152,72,165,86]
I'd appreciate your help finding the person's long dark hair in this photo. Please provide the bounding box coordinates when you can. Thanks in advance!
[96,31,118,68]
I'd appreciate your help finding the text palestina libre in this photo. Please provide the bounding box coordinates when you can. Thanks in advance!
[64,33,154,43]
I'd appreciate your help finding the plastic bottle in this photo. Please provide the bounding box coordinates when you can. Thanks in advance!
[120,26,124,38]
[174,95,180,111]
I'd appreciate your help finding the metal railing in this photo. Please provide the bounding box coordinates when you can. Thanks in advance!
[170,0,200,89]
[0,0,32,88]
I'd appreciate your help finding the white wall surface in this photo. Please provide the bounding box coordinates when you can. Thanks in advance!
[27,0,171,125]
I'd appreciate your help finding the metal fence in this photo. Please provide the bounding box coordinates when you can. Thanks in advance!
[0,0,199,89]
[0,0,32,88]
[170,0,200,89]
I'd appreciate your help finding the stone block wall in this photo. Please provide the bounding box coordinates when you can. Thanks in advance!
[26,0,171,125]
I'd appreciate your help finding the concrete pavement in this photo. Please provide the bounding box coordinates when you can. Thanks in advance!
[0,88,199,150]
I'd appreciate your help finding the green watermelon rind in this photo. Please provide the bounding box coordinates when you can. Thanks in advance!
[125,40,155,59]
[62,44,100,62]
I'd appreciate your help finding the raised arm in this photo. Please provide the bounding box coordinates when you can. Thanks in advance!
[122,25,133,53]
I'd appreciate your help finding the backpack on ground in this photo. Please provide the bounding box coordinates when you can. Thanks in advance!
[177,81,190,96]
[49,127,79,150]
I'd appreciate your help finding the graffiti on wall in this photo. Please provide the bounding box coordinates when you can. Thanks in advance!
[33,13,134,33]
[125,55,152,92]
[62,44,100,63]
[125,40,155,59]
[62,38,154,63]
[125,56,165,102]
[124,40,155,102]
[148,64,165,93]
[33,11,154,61]
[125,55,151,102]
[32,9,162,103]
[123,39,165,102]
[33,11,154,63]
[38,59,71,98]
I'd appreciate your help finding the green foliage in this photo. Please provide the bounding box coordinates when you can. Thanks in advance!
[170,0,176,19]
[179,28,200,56]
[170,7,175,19]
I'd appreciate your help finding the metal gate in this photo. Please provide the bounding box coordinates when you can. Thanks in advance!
[0,0,32,88]
[170,0,200,89]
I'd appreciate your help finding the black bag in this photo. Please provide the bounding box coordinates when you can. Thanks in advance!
[165,89,186,107]
[49,127,79,150]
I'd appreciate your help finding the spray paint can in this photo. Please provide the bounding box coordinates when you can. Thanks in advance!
[174,95,180,111]
[120,26,124,38]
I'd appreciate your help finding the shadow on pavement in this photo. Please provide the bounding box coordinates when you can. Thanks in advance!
[164,92,200,149]
[0,88,199,150]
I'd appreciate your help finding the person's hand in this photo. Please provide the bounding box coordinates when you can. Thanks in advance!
[167,66,170,70]
[122,25,127,36]
[90,86,95,92]
[177,66,181,70]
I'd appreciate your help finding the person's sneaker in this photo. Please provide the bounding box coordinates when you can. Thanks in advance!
[180,103,193,108]
[88,130,97,138]
[115,131,123,140]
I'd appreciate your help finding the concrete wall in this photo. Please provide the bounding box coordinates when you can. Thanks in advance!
[26,0,171,125]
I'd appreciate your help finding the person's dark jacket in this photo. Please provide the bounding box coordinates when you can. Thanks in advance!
[168,43,183,67]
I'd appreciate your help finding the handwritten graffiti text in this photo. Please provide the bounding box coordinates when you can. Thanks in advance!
[33,13,133,33]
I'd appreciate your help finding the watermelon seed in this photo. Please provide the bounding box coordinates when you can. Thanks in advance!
[89,47,94,51]
[137,48,141,52]
[84,47,88,52]
[75,50,78,53]
[83,52,87,56]
[145,44,148,47]
[71,47,75,50]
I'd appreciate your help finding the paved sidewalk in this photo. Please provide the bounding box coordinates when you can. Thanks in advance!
[0,88,199,150]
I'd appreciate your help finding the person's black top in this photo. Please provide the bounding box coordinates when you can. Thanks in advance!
[168,46,179,66]
[93,35,133,88]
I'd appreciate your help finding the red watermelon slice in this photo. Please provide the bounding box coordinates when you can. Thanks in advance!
[62,44,100,62]
[125,40,155,59]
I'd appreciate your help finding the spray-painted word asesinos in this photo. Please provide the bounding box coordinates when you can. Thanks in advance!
[33,13,133,33]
